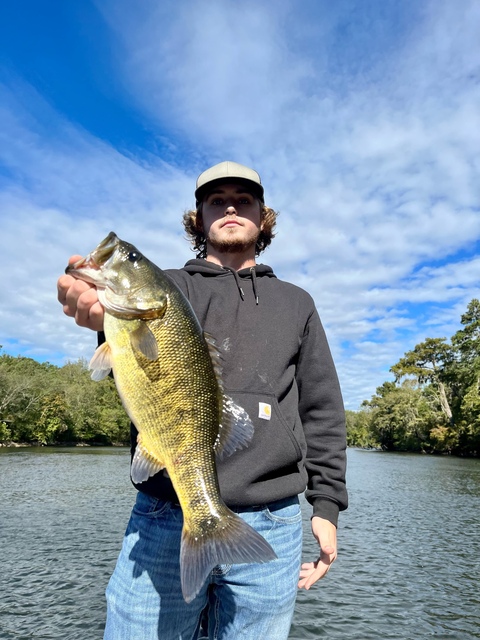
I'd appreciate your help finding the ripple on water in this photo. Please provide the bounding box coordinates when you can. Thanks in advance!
[1,447,133,640]
[1,448,480,639]
[290,450,480,639]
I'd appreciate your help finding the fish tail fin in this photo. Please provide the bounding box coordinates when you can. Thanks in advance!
[180,512,277,603]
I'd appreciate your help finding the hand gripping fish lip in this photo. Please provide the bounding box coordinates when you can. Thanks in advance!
[65,231,119,276]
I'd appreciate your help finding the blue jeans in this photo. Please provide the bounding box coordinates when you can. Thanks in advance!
[104,492,303,640]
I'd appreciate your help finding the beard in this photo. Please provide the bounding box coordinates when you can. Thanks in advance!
[206,226,260,255]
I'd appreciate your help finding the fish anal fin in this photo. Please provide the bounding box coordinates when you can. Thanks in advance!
[89,342,113,381]
[130,323,158,360]
[180,510,276,603]
[214,395,254,460]
[131,437,165,483]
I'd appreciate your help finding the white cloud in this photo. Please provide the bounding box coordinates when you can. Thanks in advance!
[0,82,197,365]
[98,0,311,147]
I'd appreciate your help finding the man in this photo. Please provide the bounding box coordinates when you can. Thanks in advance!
[57,161,348,639]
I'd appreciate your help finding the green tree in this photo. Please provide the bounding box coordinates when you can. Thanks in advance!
[366,380,439,452]
[390,337,454,423]
[32,394,69,445]
[346,408,378,448]
[57,360,129,444]
[457,376,480,455]
[0,353,58,442]
[355,299,480,457]
[446,299,480,454]
[451,299,480,364]
[0,351,129,445]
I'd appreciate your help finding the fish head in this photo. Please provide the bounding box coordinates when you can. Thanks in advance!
[66,232,167,319]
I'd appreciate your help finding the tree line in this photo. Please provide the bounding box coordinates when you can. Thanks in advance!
[2,300,479,454]
[347,299,480,457]
[0,351,130,445]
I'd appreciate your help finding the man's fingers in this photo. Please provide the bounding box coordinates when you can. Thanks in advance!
[57,274,76,307]
[57,266,104,331]
[63,280,93,317]
[57,256,84,307]
[75,288,102,329]
[68,254,83,266]
[298,562,331,590]
[298,545,337,591]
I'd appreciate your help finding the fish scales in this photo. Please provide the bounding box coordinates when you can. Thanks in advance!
[66,232,276,602]
[108,291,222,518]
[108,285,222,524]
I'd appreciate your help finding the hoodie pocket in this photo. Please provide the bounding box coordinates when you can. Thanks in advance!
[224,390,306,470]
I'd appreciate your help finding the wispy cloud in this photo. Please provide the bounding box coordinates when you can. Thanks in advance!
[98,0,310,148]
[0,79,194,364]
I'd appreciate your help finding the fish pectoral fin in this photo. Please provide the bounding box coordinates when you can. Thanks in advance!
[130,323,158,360]
[89,342,113,381]
[214,395,254,460]
[131,441,165,483]
[204,334,254,459]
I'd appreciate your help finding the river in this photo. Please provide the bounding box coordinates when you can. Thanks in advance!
[1,447,479,639]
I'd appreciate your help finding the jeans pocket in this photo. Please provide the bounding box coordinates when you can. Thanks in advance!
[132,492,171,518]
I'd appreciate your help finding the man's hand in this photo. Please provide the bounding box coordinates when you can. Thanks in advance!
[57,256,104,332]
[298,516,337,590]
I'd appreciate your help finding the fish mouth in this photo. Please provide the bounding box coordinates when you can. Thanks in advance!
[65,231,119,283]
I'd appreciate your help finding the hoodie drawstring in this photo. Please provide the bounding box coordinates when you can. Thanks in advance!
[222,266,259,304]
[223,266,245,301]
[251,267,259,305]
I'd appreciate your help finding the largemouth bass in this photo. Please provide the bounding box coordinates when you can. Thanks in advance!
[66,232,276,602]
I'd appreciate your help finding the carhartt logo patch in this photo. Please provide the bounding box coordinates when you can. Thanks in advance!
[258,402,271,420]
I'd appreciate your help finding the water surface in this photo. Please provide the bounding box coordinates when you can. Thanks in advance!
[1,448,479,639]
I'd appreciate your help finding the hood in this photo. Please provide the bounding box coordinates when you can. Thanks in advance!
[182,259,276,304]
[183,259,275,278]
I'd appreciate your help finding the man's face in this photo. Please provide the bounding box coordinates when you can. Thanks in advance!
[201,183,263,256]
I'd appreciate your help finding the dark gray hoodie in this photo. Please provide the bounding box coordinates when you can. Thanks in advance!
[128,259,348,526]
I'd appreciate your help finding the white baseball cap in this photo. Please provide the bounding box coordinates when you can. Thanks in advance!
[195,161,264,204]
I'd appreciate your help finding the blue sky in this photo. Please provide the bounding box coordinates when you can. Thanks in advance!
[0,0,479,410]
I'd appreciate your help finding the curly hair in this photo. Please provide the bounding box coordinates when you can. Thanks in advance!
[182,203,278,259]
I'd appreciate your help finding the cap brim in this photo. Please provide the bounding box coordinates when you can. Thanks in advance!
[195,177,264,204]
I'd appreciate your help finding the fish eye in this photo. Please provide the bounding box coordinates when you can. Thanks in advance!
[128,251,142,262]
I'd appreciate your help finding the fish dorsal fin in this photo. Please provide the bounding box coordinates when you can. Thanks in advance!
[89,342,113,380]
[130,323,158,360]
[204,333,223,387]
[131,435,166,484]
[214,395,254,460]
